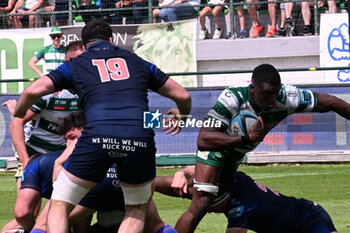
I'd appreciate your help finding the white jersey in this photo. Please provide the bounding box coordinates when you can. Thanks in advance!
[25,89,80,155]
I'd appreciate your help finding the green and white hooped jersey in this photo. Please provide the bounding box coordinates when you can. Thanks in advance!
[26,89,80,155]
[36,44,66,74]
[206,84,318,153]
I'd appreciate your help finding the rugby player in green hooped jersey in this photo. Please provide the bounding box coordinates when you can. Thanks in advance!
[176,63,350,233]
[2,41,84,191]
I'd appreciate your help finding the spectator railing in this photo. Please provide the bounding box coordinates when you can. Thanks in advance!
[1,0,346,36]
[1,65,349,82]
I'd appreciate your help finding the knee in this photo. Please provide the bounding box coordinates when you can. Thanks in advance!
[14,207,33,223]
[124,203,149,219]
[190,192,213,212]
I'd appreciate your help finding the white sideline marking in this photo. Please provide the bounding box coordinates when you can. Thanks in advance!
[250,172,336,179]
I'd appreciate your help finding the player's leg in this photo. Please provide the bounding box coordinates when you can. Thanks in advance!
[70,206,94,233]
[117,179,154,233]
[2,163,24,232]
[1,218,22,233]
[144,200,163,233]
[47,135,113,233]
[47,169,96,233]
[175,161,222,232]
[31,200,51,233]
[32,201,95,233]
[116,137,157,233]
[69,204,95,225]
[14,188,42,231]
[144,200,176,233]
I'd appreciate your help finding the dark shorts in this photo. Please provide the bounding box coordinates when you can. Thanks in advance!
[20,158,42,192]
[297,199,337,233]
[20,155,54,199]
[64,134,156,184]
[79,165,125,211]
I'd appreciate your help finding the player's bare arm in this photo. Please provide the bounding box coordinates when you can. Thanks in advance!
[3,100,38,168]
[314,92,350,119]
[14,76,55,118]
[9,111,37,168]
[171,166,195,198]
[52,139,78,183]
[155,176,180,197]
[197,117,264,151]
[155,166,194,198]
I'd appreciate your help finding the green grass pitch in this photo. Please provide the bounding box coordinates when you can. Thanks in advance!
[1,164,349,232]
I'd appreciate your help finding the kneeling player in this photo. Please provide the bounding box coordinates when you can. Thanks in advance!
[156,167,337,233]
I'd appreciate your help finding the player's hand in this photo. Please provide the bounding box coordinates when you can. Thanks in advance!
[2,99,18,116]
[171,170,188,198]
[162,108,185,136]
[248,116,265,143]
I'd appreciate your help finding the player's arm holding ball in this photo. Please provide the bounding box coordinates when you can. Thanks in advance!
[197,118,263,151]
[197,90,265,152]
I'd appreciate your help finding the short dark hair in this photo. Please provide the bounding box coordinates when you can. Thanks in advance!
[81,20,113,46]
[66,40,84,55]
[251,64,281,87]
[58,110,86,135]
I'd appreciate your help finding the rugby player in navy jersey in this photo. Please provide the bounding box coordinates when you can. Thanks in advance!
[2,111,177,233]
[12,20,191,233]
[156,167,337,233]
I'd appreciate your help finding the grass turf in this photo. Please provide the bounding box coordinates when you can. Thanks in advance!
[1,164,349,232]
[155,164,350,232]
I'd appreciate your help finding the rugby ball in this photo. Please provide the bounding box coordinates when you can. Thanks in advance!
[228,110,260,153]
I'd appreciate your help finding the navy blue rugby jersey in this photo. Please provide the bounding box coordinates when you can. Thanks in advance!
[48,41,169,137]
[226,172,301,232]
[21,151,124,211]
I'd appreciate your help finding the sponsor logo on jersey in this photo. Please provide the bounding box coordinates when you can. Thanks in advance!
[54,106,66,110]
